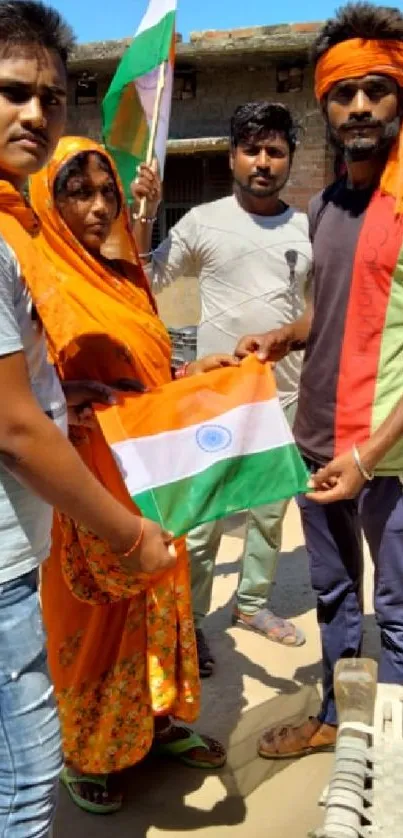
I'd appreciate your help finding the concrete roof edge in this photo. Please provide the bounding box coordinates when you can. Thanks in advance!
[68,22,323,69]
[167,136,230,154]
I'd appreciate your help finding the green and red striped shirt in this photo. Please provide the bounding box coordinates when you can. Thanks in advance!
[295,179,403,475]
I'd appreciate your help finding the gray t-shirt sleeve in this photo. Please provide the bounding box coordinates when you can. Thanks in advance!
[146,209,201,292]
[307,193,325,243]
[0,240,23,358]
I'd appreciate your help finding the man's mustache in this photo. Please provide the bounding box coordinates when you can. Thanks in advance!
[249,171,275,180]
[339,118,383,132]
[11,128,49,146]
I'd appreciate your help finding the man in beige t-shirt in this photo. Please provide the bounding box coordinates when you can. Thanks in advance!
[133,102,312,676]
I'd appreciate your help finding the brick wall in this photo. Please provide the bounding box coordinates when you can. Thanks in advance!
[67,58,333,327]
[67,64,330,211]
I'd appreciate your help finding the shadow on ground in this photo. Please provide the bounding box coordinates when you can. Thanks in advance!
[55,533,325,837]
[54,510,382,838]
[55,684,322,838]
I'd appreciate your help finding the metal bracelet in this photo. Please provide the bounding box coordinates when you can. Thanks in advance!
[352,444,374,481]
[133,215,157,224]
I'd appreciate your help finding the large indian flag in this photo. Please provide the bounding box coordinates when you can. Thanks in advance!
[102,0,176,200]
[97,358,309,537]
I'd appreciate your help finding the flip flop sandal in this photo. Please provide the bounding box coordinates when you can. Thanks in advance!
[60,766,123,814]
[153,726,227,769]
[232,607,306,647]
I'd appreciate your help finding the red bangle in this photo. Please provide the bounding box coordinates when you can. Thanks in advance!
[175,363,190,380]
[120,518,145,558]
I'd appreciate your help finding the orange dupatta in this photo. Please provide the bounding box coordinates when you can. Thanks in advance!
[15,136,199,774]
[28,136,177,597]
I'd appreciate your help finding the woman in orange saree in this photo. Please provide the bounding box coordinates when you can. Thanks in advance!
[29,137,228,814]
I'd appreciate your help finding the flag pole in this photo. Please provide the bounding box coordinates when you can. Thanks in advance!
[139,60,166,218]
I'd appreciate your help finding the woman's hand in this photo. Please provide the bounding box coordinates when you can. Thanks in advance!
[62,380,117,407]
[63,379,147,427]
[121,520,177,575]
[130,160,162,218]
[186,354,240,376]
[63,380,117,428]
[67,404,96,428]
[111,378,147,394]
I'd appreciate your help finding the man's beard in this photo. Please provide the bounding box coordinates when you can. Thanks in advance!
[233,171,288,199]
[328,116,401,162]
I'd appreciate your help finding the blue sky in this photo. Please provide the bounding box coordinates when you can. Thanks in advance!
[53,0,342,43]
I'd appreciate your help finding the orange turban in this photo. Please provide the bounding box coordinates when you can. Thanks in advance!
[314,38,403,213]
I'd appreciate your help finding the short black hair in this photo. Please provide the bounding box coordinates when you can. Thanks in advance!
[312,2,403,66]
[0,0,75,65]
[230,102,299,155]
[54,150,121,216]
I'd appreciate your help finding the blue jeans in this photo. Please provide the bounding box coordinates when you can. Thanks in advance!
[298,469,403,725]
[0,569,62,837]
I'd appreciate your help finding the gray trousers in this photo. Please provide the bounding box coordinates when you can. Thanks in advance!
[187,400,297,628]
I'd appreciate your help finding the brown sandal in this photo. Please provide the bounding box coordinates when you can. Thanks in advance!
[258,717,337,760]
[232,608,306,647]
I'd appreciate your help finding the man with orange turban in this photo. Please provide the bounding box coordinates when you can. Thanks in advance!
[236,2,403,759]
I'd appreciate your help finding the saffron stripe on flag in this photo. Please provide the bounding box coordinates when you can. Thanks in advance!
[107,83,149,156]
[99,362,277,444]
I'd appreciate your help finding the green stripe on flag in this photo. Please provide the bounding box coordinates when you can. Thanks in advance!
[104,148,143,201]
[132,445,309,537]
[371,242,403,475]
[104,80,149,199]
[102,8,175,200]
[102,10,174,128]
[113,10,174,89]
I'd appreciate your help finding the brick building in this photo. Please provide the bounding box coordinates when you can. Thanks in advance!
[67,23,335,325]
[68,23,336,237]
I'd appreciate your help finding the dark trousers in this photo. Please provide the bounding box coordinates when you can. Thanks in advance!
[297,470,403,725]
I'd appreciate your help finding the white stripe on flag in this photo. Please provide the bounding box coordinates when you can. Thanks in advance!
[154,61,173,174]
[111,398,293,495]
[136,0,176,36]
[135,62,174,173]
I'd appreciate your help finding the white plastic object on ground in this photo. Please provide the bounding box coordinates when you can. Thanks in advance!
[312,660,403,838]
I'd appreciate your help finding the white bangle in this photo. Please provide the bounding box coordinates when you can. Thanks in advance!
[352,444,374,481]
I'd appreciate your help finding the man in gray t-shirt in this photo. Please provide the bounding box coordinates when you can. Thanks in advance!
[133,102,312,675]
[0,238,68,581]
[0,4,175,832]
[235,3,403,762]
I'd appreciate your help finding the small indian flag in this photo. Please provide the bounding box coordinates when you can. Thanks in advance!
[102,0,176,200]
[97,358,309,537]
